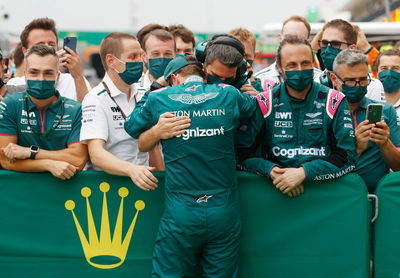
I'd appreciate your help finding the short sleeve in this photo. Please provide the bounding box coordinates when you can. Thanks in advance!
[79,93,109,143]
[0,96,18,136]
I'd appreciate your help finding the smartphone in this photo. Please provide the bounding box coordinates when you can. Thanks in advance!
[63,37,77,54]
[366,104,383,124]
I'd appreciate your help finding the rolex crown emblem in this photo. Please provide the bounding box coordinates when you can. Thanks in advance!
[65,182,145,269]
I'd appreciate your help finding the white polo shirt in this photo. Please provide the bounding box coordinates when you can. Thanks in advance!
[80,73,149,168]
[6,73,91,101]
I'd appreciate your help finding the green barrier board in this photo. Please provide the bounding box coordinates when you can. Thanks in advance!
[0,171,369,277]
[374,172,400,278]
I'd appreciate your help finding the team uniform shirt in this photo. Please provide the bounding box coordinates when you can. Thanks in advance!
[125,77,258,277]
[138,71,152,91]
[0,91,81,149]
[352,97,400,192]
[391,97,400,126]
[80,73,148,168]
[7,73,91,101]
[237,81,357,183]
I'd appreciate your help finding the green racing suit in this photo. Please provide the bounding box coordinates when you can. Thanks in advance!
[124,76,259,278]
[237,81,357,182]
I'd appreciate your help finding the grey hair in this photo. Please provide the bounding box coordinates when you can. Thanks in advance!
[205,44,243,68]
[25,44,59,68]
[332,49,368,73]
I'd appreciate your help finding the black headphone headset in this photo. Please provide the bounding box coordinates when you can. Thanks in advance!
[200,35,252,89]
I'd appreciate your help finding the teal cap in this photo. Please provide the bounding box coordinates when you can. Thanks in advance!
[164,55,190,81]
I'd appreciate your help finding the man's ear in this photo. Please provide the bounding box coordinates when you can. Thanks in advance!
[141,51,148,64]
[105,53,115,69]
[330,72,340,89]
[349,44,357,50]
[22,47,28,54]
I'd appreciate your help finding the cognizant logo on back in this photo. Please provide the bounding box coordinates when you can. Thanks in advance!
[272,146,326,158]
[176,127,225,140]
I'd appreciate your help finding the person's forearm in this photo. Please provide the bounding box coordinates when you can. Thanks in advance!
[381,140,400,171]
[149,146,164,171]
[73,76,90,103]
[138,127,160,152]
[90,147,136,176]
[1,157,51,172]
[36,145,87,169]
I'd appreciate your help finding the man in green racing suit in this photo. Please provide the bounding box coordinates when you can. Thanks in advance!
[125,55,260,277]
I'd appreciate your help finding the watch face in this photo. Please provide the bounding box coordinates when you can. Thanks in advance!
[31,145,39,152]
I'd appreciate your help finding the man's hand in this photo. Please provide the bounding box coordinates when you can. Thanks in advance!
[270,166,285,181]
[355,120,374,156]
[153,112,191,140]
[241,84,258,96]
[57,47,84,79]
[2,143,30,161]
[273,167,306,194]
[370,121,390,148]
[353,25,372,53]
[128,164,158,191]
[310,29,323,51]
[286,184,305,198]
[47,160,78,180]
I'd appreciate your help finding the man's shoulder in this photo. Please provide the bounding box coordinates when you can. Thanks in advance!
[62,97,81,112]
[6,76,25,86]
[0,92,24,115]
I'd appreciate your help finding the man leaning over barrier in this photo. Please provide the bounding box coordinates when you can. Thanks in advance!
[0,44,87,179]
[237,36,357,198]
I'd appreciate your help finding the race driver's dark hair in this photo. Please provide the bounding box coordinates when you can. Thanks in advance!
[276,35,313,67]
[205,34,244,68]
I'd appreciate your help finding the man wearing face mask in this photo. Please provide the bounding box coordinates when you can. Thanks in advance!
[375,49,400,124]
[80,32,160,191]
[313,19,385,103]
[237,36,357,197]
[331,49,400,193]
[139,29,176,91]
[0,44,87,178]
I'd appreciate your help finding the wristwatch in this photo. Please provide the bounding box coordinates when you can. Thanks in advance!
[30,145,39,159]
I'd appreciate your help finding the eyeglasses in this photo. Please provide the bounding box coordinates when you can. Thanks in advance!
[318,40,352,49]
[335,75,371,87]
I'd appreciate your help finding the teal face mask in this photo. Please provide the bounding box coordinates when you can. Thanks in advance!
[247,59,254,66]
[207,74,236,86]
[321,46,342,71]
[378,69,400,94]
[342,84,367,103]
[27,80,57,99]
[149,58,173,79]
[114,57,143,85]
[284,69,313,91]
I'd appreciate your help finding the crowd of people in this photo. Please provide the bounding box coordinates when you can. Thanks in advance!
[0,15,399,277]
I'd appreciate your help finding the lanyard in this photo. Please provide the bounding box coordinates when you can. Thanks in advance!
[101,81,131,120]
[24,95,65,137]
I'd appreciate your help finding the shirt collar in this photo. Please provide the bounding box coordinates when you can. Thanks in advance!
[184,75,204,84]
[25,91,63,112]
[358,97,371,110]
[102,72,138,100]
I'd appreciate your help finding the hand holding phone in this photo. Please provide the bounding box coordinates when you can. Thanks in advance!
[63,37,77,54]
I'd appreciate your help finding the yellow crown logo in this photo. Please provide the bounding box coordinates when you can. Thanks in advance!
[65,182,145,269]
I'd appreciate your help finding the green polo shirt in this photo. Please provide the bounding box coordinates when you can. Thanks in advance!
[0,92,82,150]
[353,97,400,192]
